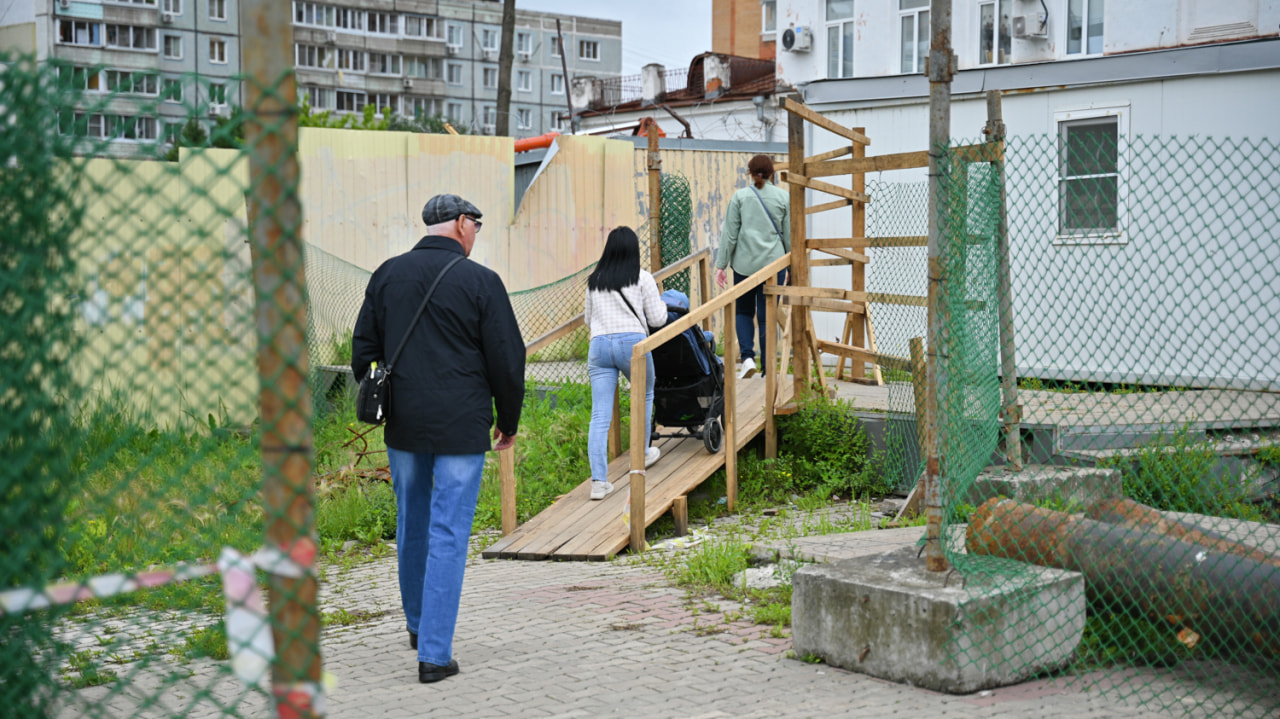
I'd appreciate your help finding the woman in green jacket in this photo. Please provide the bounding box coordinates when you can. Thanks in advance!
[715,154,789,379]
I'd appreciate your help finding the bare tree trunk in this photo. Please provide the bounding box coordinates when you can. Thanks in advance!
[495,0,516,136]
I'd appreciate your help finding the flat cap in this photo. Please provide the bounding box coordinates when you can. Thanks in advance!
[422,194,482,226]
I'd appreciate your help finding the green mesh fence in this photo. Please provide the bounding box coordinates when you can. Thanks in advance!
[1,53,314,717]
[890,132,1280,717]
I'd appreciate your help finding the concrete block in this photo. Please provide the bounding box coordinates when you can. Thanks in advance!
[792,547,1085,694]
[965,464,1121,508]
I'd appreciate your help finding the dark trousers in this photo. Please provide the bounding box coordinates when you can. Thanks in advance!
[732,270,788,361]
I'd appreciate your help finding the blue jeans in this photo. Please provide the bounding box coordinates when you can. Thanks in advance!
[733,270,788,361]
[387,447,486,666]
[587,333,654,483]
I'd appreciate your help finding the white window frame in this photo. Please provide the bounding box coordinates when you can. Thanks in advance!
[403,15,440,40]
[106,70,159,96]
[516,69,531,92]
[336,48,365,72]
[516,31,532,54]
[1066,0,1104,56]
[446,23,464,48]
[1053,104,1129,245]
[162,34,183,59]
[482,105,497,129]
[335,7,362,31]
[59,65,103,93]
[106,24,158,52]
[293,2,335,29]
[336,90,367,112]
[209,82,228,107]
[578,39,599,61]
[550,35,562,58]
[404,96,442,119]
[113,115,158,142]
[446,63,463,86]
[826,0,854,79]
[209,37,228,64]
[163,0,182,15]
[367,12,398,36]
[162,77,183,103]
[977,0,1012,66]
[368,52,401,76]
[446,101,463,124]
[482,66,498,89]
[516,107,532,129]
[59,20,102,46]
[550,110,566,131]
[209,0,226,21]
[481,28,499,52]
[898,0,929,74]
[302,86,332,109]
[550,73,564,95]
[295,43,332,69]
[762,0,777,34]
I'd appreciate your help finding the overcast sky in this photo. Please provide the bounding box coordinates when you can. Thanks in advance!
[515,0,713,78]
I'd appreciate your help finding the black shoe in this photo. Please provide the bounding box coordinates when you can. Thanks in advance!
[418,659,459,683]
[408,631,418,650]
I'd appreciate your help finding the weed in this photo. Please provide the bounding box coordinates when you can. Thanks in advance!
[768,624,788,639]
[180,622,230,661]
[751,600,791,627]
[64,649,118,689]
[322,608,387,627]
[673,537,752,595]
[1102,426,1262,520]
[1257,445,1280,468]
[799,652,823,664]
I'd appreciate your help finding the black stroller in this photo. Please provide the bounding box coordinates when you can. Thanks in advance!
[650,289,726,453]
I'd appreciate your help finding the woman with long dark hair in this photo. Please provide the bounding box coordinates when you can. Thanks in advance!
[715,154,789,379]
[583,226,667,500]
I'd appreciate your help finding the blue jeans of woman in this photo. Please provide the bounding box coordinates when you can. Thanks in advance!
[587,332,655,483]
[733,270,788,361]
[387,448,486,666]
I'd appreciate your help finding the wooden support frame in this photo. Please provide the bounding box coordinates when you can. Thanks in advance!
[782,97,870,145]
[779,171,871,204]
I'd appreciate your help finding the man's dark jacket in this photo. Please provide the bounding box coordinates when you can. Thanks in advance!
[352,236,525,454]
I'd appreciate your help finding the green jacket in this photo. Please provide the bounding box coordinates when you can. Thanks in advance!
[716,182,790,277]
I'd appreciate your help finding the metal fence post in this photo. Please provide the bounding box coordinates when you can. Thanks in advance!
[986,90,1023,471]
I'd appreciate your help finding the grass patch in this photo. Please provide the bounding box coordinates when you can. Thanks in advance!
[180,622,230,661]
[63,649,118,689]
[672,537,752,595]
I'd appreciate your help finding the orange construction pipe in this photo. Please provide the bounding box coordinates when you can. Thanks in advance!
[514,131,559,153]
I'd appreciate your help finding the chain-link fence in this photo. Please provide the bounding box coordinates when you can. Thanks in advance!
[865,131,1279,716]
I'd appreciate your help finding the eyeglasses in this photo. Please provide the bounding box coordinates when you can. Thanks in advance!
[463,215,482,233]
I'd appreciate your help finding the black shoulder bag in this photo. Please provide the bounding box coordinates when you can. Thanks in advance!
[356,255,465,425]
[615,287,664,337]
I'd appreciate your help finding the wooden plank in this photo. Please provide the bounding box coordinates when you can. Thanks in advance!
[780,171,871,204]
[865,310,884,386]
[850,235,928,249]
[815,247,869,264]
[672,496,688,536]
[774,145,852,172]
[805,319,828,396]
[811,258,854,267]
[782,97,870,145]
[781,296,865,314]
[629,355,647,553]
[764,285,861,301]
[787,109,810,400]
[723,303,737,512]
[815,340,912,374]
[806,237,868,249]
[500,448,516,535]
[804,150,931,178]
[848,126,868,381]
[805,198,853,215]
[525,314,583,357]
[953,141,1001,164]
[868,292,927,307]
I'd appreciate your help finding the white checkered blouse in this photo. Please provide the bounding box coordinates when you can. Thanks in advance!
[584,270,667,338]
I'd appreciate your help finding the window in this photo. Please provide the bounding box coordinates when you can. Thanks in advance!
[446,102,463,124]
[483,67,498,89]
[106,70,159,95]
[978,0,1011,65]
[209,82,227,106]
[516,107,531,129]
[1067,0,1104,55]
[165,121,183,143]
[550,36,563,57]
[446,63,463,85]
[1056,107,1126,241]
[293,2,335,28]
[60,112,106,138]
[107,25,158,51]
[482,29,499,52]
[335,7,362,31]
[337,48,364,72]
[404,15,440,39]
[59,20,102,47]
[826,0,853,79]
[163,78,183,102]
[163,34,183,59]
[367,12,398,35]
[406,56,442,79]
[550,73,564,94]
[209,0,226,21]
[579,40,598,60]
[762,1,777,33]
[550,110,565,130]
[295,43,332,69]
[516,32,532,54]
[371,93,395,115]
[302,86,332,109]
[899,0,929,74]
[58,65,103,92]
[209,37,227,64]
[404,96,442,118]
[482,105,497,129]
[446,23,463,48]
[516,69,531,92]
[336,90,366,112]
[163,0,181,14]
[114,115,157,141]
[369,53,401,75]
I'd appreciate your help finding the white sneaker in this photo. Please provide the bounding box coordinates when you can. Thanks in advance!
[645,446,661,468]
[590,480,614,500]
[738,357,757,379]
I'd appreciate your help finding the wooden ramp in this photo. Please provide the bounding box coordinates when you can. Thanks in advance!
[482,377,794,561]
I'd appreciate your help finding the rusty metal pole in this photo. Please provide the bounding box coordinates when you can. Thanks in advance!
[985,90,1022,471]
[787,104,810,397]
[923,0,954,573]
[241,2,321,716]
[555,19,575,133]
[647,125,663,274]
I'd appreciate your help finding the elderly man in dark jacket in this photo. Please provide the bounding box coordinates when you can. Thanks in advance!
[352,194,525,684]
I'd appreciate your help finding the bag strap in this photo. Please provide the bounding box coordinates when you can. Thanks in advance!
[614,287,649,336]
[385,254,465,374]
[750,185,785,248]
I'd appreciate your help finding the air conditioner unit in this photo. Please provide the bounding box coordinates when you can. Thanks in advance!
[1011,16,1048,39]
[446,44,459,55]
[781,26,812,52]
[517,50,530,62]
[161,11,174,23]
[482,123,495,135]
[208,104,228,118]
[401,76,413,89]
[324,30,337,44]
[58,0,71,9]
[483,49,497,60]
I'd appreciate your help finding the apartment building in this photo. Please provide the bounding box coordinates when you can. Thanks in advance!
[0,0,620,157]
[712,0,777,60]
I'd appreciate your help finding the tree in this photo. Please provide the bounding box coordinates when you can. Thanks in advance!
[495,0,516,136]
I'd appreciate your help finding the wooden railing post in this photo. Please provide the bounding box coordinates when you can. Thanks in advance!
[628,351,648,553]
[723,303,738,511]
[764,272,778,459]
[499,448,516,535]
[787,104,810,397]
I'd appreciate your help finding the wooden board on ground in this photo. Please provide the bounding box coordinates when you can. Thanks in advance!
[482,376,795,561]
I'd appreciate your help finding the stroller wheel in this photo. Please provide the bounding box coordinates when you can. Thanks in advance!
[703,417,723,453]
